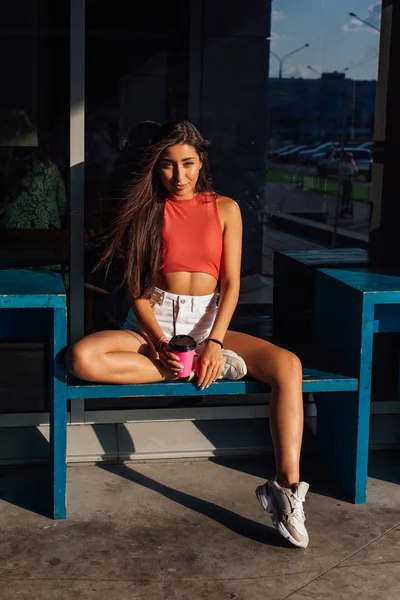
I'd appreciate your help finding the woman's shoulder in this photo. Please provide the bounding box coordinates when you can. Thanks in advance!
[216,195,241,214]
[215,195,241,231]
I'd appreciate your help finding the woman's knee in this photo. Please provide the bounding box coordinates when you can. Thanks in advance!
[269,349,302,387]
[67,340,101,381]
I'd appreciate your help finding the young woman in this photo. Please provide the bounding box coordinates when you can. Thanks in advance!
[68,121,309,548]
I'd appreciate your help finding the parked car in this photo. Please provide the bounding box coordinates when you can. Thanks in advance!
[310,149,335,164]
[357,141,374,151]
[267,144,297,161]
[278,145,309,163]
[317,148,372,181]
[298,142,339,165]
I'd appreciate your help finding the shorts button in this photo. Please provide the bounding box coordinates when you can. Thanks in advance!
[181,299,186,304]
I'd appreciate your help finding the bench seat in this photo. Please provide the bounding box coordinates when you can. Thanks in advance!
[67,368,358,399]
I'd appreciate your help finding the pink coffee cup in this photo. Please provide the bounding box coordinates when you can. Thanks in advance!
[169,335,197,378]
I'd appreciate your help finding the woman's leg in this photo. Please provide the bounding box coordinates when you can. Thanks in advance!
[67,330,177,384]
[223,330,303,488]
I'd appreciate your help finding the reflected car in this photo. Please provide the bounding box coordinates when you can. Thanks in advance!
[317,148,373,181]
[310,150,332,163]
[277,145,309,163]
[357,141,374,151]
[267,144,297,161]
[297,142,339,165]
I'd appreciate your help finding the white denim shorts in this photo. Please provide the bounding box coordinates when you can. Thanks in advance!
[121,287,219,356]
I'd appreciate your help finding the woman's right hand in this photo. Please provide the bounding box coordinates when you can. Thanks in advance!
[158,340,184,374]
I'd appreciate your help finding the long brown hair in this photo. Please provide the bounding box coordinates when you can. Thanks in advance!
[99,120,214,299]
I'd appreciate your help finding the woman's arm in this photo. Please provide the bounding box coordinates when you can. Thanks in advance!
[132,297,166,348]
[208,197,243,343]
[196,197,242,389]
[132,297,182,373]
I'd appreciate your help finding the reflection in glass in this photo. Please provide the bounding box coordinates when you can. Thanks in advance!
[0,1,69,272]
[0,146,66,230]
[0,0,69,416]
[266,0,381,261]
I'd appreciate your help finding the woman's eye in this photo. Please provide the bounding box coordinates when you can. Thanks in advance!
[184,162,194,167]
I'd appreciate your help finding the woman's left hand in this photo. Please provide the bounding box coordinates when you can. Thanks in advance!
[196,342,224,390]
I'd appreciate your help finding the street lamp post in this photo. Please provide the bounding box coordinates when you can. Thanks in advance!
[270,43,310,79]
[348,12,380,32]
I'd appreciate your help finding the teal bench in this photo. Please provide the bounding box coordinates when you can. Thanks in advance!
[0,270,362,521]
[314,267,400,510]
[273,248,369,343]
[0,270,67,520]
[67,370,358,399]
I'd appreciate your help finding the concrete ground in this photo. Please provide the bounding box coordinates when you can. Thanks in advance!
[265,181,371,238]
[0,452,400,599]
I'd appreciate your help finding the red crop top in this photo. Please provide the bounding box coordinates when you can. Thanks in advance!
[160,192,223,280]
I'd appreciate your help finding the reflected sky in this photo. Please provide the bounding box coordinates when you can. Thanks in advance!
[270,0,381,80]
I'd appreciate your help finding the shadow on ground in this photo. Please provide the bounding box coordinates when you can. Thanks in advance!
[368,449,400,486]
[209,454,349,503]
[0,463,51,518]
[1,450,399,524]
[97,462,291,548]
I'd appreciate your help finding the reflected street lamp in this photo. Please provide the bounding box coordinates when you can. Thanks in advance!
[348,12,380,32]
[307,65,321,76]
[270,43,310,79]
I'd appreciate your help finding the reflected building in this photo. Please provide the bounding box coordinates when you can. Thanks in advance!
[268,72,377,145]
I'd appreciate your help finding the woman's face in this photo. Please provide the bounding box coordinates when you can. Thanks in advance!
[157,143,203,199]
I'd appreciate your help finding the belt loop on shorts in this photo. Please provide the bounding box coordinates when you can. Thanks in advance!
[191,296,195,312]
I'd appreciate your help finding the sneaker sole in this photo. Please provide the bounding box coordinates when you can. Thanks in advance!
[256,485,309,549]
[273,519,309,548]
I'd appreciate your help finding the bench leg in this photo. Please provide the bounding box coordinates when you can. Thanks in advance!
[314,390,370,504]
[314,275,374,504]
[49,307,68,519]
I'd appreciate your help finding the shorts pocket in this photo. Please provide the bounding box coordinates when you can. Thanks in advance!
[193,303,217,319]
[203,299,218,314]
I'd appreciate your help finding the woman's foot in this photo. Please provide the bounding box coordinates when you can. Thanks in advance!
[220,349,247,380]
[256,480,309,548]
[191,349,247,383]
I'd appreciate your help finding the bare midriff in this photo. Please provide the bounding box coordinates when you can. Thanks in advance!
[156,271,217,296]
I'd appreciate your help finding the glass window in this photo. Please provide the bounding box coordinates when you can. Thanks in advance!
[0,0,69,271]
[266,0,380,256]
[0,0,69,413]
[267,0,380,344]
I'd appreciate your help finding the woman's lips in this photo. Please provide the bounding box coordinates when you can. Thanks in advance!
[174,183,188,190]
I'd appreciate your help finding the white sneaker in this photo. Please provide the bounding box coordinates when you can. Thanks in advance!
[256,480,309,548]
[220,349,247,380]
